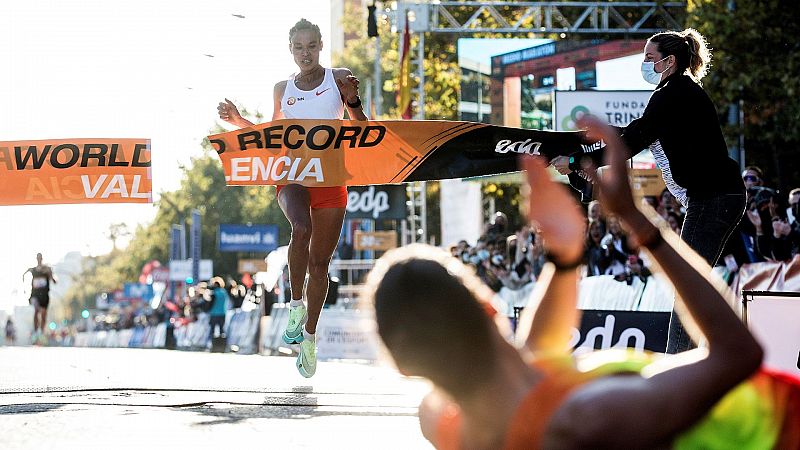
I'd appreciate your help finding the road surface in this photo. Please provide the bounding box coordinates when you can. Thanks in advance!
[0,346,434,449]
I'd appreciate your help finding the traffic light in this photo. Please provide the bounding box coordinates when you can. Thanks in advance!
[185,277,194,285]
[81,310,90,319]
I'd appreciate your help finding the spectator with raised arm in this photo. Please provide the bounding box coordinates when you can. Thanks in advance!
[367,117,799,449]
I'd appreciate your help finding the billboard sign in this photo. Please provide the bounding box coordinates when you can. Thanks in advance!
[219,224,279,252]
[554,90,653,131]
[124,283,154,300]
[353,230,397,251]
[345,185,407,220]
[169,259,213,281]
[238,259,268,274]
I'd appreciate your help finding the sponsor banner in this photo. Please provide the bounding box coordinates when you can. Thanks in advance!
[123,283,154,300]
[573,310,669,354]
[218,224,279,252]
[262,306,379,360]
[346,185,407,220]
[238,258,268,274]
[208,119,591,187]
[353,230,397,251]
[0,138,151,205]
[169,259,213,281]
[554,91,653,131]
[498,42,557,65]
[316,310,380,360]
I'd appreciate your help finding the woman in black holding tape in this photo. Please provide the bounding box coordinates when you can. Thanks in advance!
[551,29,745,354]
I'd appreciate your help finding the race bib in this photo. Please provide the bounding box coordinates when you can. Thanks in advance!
[32,277,48,289]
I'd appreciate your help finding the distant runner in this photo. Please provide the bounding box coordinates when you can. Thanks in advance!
[23,253,56,344]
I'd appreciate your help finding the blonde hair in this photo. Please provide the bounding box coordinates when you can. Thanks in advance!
[649,28,712,83]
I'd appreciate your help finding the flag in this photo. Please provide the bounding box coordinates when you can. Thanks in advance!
[397,13,412,120]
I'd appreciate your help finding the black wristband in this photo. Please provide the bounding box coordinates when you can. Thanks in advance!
[346,96,362,108]
[545,252,583,271]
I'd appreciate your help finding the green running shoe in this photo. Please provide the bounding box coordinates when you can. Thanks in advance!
[296,338,317,378]
[282,304,307,345]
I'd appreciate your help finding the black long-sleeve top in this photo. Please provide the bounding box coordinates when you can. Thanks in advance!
[757,221,800,261]
[570,73,745,198]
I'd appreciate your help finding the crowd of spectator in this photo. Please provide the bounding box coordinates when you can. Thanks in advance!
[722,166,800,267]
[450,168,800,304]
[449,212,545,294]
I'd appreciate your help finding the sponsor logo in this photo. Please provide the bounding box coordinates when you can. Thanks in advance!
[562,105,590,131]
[316,88,331,96]
[603,100,646,125]
[494,138,542,156]
[581,140,605,153]
[570,314,647,355]
[323,326,370,345]
[287,96,305,106]
[220,231,276,246]
[347,186,389,219]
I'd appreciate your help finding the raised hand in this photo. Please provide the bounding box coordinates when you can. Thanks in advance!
[773,218,791,238]
[336,75,360,104]
[217,98,244,126]
[745,208,762,228]
[522,157,585,265]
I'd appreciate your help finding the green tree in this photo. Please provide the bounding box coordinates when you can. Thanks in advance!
[333,2,561,242]
[62,251,125,320]
[687,0,800,191]
[63,111,290,314]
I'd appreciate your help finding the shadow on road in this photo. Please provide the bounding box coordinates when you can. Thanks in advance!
[0,404,64,416]
[185,402,418,426]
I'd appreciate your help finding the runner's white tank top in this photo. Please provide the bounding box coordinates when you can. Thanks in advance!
[281,68,345,119]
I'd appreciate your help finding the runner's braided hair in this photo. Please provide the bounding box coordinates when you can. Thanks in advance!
[649,28,712,83]
[289,18,322,42]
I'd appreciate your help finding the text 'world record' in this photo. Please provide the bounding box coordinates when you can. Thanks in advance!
[0,138,152,205]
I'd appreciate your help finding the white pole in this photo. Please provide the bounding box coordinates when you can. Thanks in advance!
[374,34,382,117]
[416,32,425,120]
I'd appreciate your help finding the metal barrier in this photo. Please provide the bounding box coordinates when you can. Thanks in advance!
[329,259,376,302]
[741,290,800,374]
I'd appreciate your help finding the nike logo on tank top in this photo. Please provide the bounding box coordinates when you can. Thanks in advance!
[281,68,345,120]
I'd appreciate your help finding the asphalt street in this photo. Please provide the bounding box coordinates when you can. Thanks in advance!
[0,346,434,449]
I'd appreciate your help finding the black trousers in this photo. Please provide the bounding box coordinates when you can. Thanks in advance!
[666,192,746,354]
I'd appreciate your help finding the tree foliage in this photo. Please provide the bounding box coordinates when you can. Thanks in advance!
[687,0,800,191]
[63,113,289,318]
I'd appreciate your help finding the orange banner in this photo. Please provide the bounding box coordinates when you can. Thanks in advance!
[208,119,589,187]
[0,138,151,205]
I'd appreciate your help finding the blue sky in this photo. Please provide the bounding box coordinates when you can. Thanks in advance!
[458,38,550,68]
